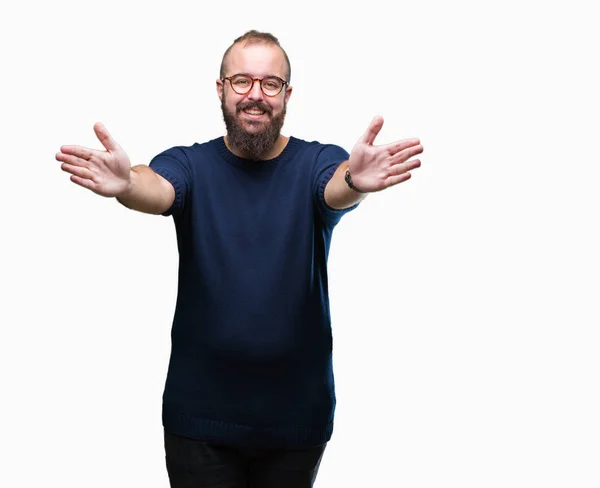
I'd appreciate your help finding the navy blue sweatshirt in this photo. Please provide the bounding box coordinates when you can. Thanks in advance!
[149,136,359,448]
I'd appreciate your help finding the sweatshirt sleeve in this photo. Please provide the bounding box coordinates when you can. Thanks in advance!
[312,144,360,228]
[149,147,193,217]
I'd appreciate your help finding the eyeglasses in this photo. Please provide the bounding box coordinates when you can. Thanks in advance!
[222,74,288,97]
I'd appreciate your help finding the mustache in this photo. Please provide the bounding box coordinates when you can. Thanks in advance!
[237,101,272,115]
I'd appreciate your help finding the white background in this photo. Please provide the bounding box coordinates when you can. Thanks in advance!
[1,0,599,486]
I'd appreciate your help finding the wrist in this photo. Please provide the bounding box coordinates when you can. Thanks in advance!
[344,169,368,193]
[117,169,136,201]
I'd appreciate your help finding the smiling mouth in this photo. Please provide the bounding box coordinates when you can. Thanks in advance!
[242,108,267,116]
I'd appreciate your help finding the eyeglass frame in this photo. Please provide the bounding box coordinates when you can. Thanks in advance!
[222,74,289,97]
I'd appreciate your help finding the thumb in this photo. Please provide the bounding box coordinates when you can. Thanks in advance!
[93,122,119,152]
[360,115,384,145]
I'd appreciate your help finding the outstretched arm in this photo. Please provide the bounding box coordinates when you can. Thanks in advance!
[56,123,175,215]
[324,116,423,210]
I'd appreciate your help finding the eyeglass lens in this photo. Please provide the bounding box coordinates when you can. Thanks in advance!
[229,75,283,96]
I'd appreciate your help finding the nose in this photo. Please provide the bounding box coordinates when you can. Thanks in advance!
[246,79,265,101]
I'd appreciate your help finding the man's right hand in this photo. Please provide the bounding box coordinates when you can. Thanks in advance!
[56,122,132,198]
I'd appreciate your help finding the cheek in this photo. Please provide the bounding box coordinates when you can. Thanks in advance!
[222,92,239,110]
[271,101,285,114]
[224,98,240,114]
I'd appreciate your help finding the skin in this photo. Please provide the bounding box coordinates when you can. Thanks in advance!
[215,43,423,209]
[324,116,423,209]
[216,43,292,161]
[55,122,132,198]
[55,42,423,211]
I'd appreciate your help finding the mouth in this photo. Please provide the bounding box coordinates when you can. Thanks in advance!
[239,105,270,119]
[241,110,267,120]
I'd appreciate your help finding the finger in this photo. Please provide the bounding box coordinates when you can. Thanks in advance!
[390,159,421,176]
[93,122,119,152]
[385,172,412,188]
[61,162,95,180]
[387,138,421,155]
[59,145,96,160]
[360,115,384,145]
[56,151,90,167]
[390,144,423,165]
[70,174,98,191]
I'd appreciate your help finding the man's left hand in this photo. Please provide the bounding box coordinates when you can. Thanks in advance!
[348,116,423,193]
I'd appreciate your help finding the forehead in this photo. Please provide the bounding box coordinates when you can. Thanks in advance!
[226,43,287,78]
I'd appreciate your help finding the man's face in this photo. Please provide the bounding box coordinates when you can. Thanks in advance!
[217,43,292,160]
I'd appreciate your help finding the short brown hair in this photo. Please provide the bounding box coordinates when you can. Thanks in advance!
[219,30,291,83]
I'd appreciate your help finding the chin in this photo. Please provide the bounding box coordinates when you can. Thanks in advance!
[240,119,270,132]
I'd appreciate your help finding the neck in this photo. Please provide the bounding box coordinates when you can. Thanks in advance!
[224,134,289,161]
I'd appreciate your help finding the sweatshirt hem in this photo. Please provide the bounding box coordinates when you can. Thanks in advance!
[163,410,333,449]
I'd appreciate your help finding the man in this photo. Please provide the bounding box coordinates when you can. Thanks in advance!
[56,30,422,488]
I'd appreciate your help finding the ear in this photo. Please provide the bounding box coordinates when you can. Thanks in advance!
[284,84,293,104]
[216,79,224,101]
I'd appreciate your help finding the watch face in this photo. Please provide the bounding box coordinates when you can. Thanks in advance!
[345,170,356,189]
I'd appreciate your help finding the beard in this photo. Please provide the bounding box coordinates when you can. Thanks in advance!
[221,96,286,161]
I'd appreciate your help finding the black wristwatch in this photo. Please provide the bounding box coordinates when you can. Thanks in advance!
[344,169,367,193]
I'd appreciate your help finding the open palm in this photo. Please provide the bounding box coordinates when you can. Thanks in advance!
[348,116,423,193]
[56,122,132,197]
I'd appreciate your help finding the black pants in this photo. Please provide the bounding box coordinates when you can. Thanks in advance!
[164,430,327,488]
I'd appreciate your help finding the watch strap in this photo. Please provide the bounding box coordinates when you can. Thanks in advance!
[344,169,367,193]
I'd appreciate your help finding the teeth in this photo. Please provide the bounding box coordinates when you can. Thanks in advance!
[244,109,265,115]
